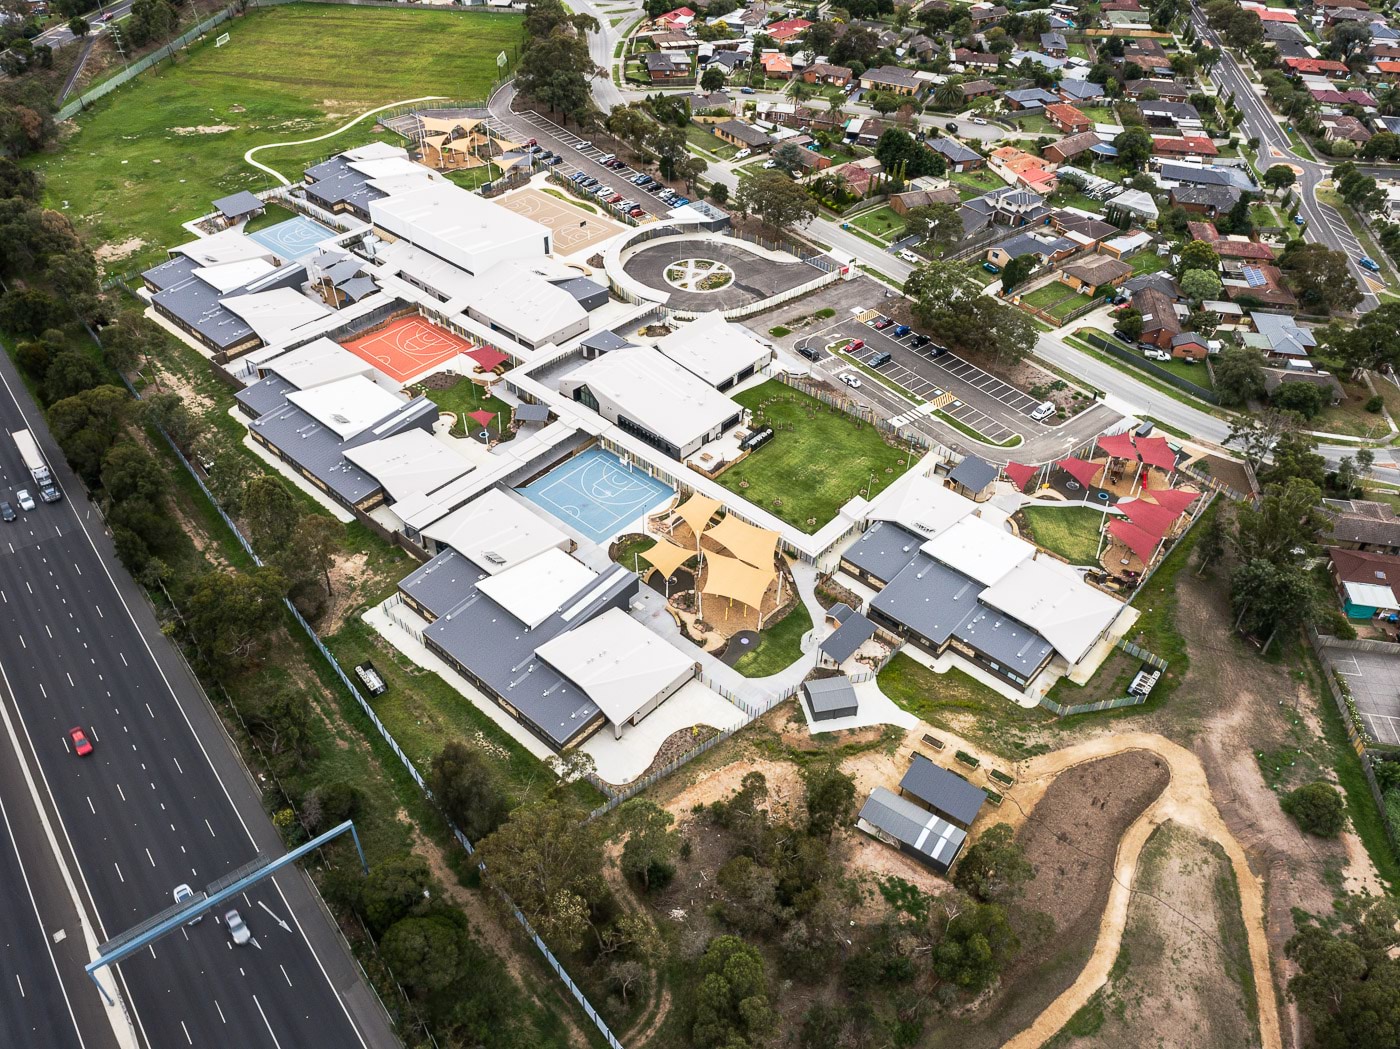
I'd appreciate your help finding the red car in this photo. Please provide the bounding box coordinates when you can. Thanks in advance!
[848,339,865,352]
[69,726,93,756]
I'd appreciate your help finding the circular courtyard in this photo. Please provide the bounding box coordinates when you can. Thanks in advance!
[620,238,823,312]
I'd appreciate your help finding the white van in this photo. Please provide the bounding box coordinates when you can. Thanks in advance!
[1029,401,1056,421]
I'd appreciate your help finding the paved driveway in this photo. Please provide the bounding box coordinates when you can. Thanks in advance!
[1322,642,1400,745]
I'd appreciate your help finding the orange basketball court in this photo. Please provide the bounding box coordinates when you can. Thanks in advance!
[343,317,473,384]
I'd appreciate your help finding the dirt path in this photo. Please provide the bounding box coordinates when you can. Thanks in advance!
[600,842,673,1047]
[992,731,1281,1049]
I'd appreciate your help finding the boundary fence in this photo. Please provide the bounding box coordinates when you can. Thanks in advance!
[1038,636,1169,717]
[1075,330,1221,405]
[98,338,627,1049]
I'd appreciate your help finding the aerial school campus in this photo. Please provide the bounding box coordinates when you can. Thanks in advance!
[5,0,1400,1047]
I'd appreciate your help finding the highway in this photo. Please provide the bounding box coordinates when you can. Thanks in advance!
[0,349,397,1049]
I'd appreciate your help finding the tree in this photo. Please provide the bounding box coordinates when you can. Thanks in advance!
[1213,346,1268,407]
[47,385,129,483]
[732,170,818,231]
[771,141,805,174]
[476,800,607,952]
[100,441,164,504]
[279,514,342,610]
[1194,505,1227,576]
[43,350,104,403]
[802,762,856,838]
[1263,164,1296,196]
[1230,557,1315,650]
[905,260,981,335]
[1281,781,1345,836]
[1279,241,1362,314]
[953,823,1032,902]
[1179,268,1222,304]
[1177,240,1220,279]
[616,799,680,890]
[1264,429,1326,488]
[691,936,777,1049]
[1270,380,1327,420]
[427,741,510,843]
[515,25,601,125]
[1288,899,1400,1049]
[903,201,961,249]
[67,15,89,36]
[700,64,726,92]
[874,127,937,178]
[1318,304,1400,376]
[1114,125,1153,170]
[1114,307,1144,342]
[716,854,782,934]
[1232,476,1324,567]
[359,856,432,936]
[983,297,1039,365]
[381,913,472,996]
[604,104,653,159]
[184,566,287,675]
[933,77,965,111]
[240,682,313,766]
[241,474,299,550]
[932,900,1020,991]
[138,390,204,451]
[1000,253,1036,293]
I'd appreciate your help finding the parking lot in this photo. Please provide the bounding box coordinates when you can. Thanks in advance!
[1321,642,1400,745]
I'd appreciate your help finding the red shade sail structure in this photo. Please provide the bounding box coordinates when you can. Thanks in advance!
[1108,518,1161,563]
[1096,432,1138,460]
[468,409,496,428]
[466,346,510,371]
[1057,457,1103,489]
[1117,499,1178,538]
[1143,487,1199,515]
[1003,461,1039,493]
[1134,435,1177,472]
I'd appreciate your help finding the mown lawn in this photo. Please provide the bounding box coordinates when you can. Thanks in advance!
[35,4,523,250]
[732,599,813,678]
[849,204,906,240]
[1019,505,1106,565]
[718,380,912,531]
[416,377,512,435]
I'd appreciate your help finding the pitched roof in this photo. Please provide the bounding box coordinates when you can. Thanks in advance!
[947,454,998,492]
[1133,287,1181,334]
[1061,254,1133,286]
[820,610,878,664]
[858,787,967,867]
[900,753,987,826]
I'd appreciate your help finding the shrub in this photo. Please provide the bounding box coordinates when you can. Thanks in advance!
[1366,395,1384,413]
[1281,781,1346,837]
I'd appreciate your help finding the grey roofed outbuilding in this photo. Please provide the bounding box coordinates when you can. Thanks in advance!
[858,786,968,871]
[400,549,639,749]
[841,521,926,584]
[552,276,610,310]
[581,330,636,354]
[826,601,856,624]
[928,137,982,165]
[899,752,987,827]
[948,454,998,493]
[820,609,878,665]
[235,374,297,418]
[871,554,982,648]
[1041,31,1067,49]
[803,676,859,719]
[213,191,265,220]
[513,402,550,424]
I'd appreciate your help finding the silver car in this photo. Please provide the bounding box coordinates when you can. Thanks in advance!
[15,489,34,511]
[225,909,251,945]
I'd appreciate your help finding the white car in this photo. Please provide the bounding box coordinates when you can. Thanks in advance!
[734,148,752,160]
[15,489,34,512]
[1143,348,1171,362]
[225,909,251,946]
[173,884,203,924]
[971,117,989,125]
[763,160,778,169]
[839,373,862,389]
[1029,400,1056,421]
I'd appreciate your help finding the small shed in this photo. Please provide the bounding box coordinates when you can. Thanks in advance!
[857,786,968,872]
[213,190,266,225]
[819,609,877,667]
[513,402,550,426]
[946,454,999,502]
[803,676,859,722]
[899,752,987,829]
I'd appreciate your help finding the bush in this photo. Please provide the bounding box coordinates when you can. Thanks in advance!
[1281,781,1346,837]
[1366,395,1384,413]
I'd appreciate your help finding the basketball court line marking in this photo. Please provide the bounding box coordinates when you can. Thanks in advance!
[519,450,674,543]
[343,318,472,384]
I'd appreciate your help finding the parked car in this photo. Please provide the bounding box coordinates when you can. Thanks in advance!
[848,339,865,352]
[1293,215,1305,225]
[971,117,988,125]
[629,206,645,217]
[868,350,892,367]
[798,346,821,361]
[982,262,1000,274]
[69,726,93,756]
[910,333,930,349]
[1360,255,1381,273]
[872,317,894,329]
[673,197,690,206]
[898,249,920,264]
[1113,330,1134,344]
[1144,348,1171,362]
[734,148,752,160]
[839,372,862,388]
[225,910,251,946]
[741,86,756,94]
[1029,400,1056,421]
[925,343,947,359]
[763,160,778,169]
[893,324,911,337]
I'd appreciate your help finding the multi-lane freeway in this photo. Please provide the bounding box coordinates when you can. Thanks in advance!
[0,349,397,1049]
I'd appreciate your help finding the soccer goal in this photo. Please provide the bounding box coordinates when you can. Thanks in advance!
[215,32,230,46]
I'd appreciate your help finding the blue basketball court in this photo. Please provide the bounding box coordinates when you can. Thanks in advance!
[517,448,675,544]
[247,216,337,261]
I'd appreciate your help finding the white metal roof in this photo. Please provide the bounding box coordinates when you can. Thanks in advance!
[263,337,378,389]
[535,607,693,726]
[921,515,1033,587]
[475,548,597,629]
[173,227,279,267]
[422,489,571,574]
[653,312,771,387]
[868,471,978,539]
[1344,580,1398,609]
[219,288,330,344]
[368,182,550,275]
[978,556,1123,664]
[342,429,474,504]
[459,261,588,346]
[193,258,278,293]
[342,141,409,163]
[286,375,406,439]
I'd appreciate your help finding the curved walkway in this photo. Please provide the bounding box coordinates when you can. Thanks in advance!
[243,95,448,184]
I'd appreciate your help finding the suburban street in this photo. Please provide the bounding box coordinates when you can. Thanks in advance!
[0,350,397,1049]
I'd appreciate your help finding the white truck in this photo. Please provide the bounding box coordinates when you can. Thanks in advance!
[12,430,61,504]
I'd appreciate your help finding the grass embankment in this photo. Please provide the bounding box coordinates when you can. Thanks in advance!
[34,4,523,250]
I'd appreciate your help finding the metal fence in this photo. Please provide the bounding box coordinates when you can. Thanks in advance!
[1076,331,1221,405]
[586,724,741,819]
[772,371,944,453]
[1037,636,1169,717]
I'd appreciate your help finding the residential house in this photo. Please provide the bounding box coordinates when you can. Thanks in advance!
[1101,229,1155,258]
[843,116,888,148]
[1041,31,1068,57]
[1058,254,1133,296]
[989,146,1059,192]
[959,78,999,99]
[1325,116,1374,144]
[654,5,695,29]
[765,17,811,42]
[1159,159,1258,193]
[858,65,924,95]
[703,49,748,75]
[1321,499,1400,556]
[1254,6,1300,23]
[1133,287,1183,347]
[1043,131,1103,164]
[1170,332,1209,360]
[1104,7,1150,24]
[828,157,882,197]
[713,120,773,151]
[968,2,1009,25]
[1248,311,1316,359]
[1152,135,1219,159]
[760,51,794,77]
[890,187,961,214]
[1057,79,1106,104]
[1328,548,1400,620]
[1284,56,1351,76]
[960,186,1050,235]
[953,47,1001,71]
[648,30,700,49]
[1309,87,1378,107]
[802,62,852,86]
[1223,263,1298,309]
[1105,188,1160,225]
[1124,79,1192,101]
[928,136,984,172]
[1186,221,1276,262]
[986,230,1078,269]
[687,89,732,112]
[1005,87,1061,111]
[1046,103,1092,134]
[1140,100,1203,129]
[1100,0,1142,9]
[1170,183,1241,216]
[1050,209,1120,249]
[644,50,693,83]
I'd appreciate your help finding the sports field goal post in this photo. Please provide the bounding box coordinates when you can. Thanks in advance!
[215,31,230,46]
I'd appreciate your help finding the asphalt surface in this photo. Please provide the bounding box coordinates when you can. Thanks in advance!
[1322,642,1400,746]
[0,352,397,1049]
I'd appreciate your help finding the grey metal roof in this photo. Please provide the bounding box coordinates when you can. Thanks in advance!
[929,137,982,165]
[1058,79,1104,100]
[213,191,264,219]
[338,276,378,303]
[991,232,1072,260]
[826,601,856,624]
[143,254,198,292]
[404,551,640,749]
[858,786,967,868]
[872,554,981,647]
[899,753,987,826]
[820,610,877,665]
[581,330,635,353]
[303,156,385,213]
[948,455,998,493]
[553,276,608,306]
[235,374,297,417]
[152,272,257,351]
[1160,162,1256,192]
[951,604,1054,673]
[804,676,859,715]
[841,521,925,584]
[513,402,550,423]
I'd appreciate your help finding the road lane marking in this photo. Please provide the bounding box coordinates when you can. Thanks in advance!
[146,848,155,867]
[253,995,283,1049]
[215,1000,225,1024]
[114,862,124,883]
[180,1021,191,1045]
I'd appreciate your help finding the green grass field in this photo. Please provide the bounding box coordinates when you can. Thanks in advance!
[35,4,522,251]
[718,380,911,532]
[848,204,906,241]
[1019,505,1105,565]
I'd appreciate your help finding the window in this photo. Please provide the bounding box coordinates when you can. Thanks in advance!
[574,385,600,413]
